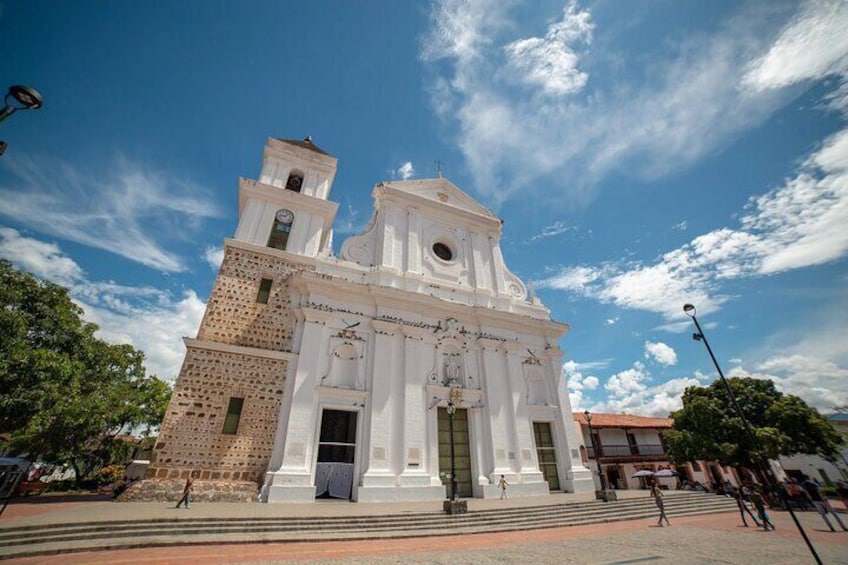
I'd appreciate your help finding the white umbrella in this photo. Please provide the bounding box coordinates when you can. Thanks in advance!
[653,469,676,477]
[631,469,655,478]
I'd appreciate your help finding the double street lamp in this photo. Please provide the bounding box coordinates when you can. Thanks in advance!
[683,303,821,565]
[0,85,44,156]
[584,410,613,501]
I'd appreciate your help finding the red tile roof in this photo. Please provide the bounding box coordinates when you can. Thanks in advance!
[574,412,673,429]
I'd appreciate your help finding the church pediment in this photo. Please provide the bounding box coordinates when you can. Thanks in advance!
[381,178,496,220]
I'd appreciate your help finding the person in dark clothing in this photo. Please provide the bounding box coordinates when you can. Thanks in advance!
[786,479,809,511]
[736,484,761,528]
[752,486,775,531]
[801,475,846,532]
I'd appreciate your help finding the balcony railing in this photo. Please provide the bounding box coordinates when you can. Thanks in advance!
[586,444,666,458]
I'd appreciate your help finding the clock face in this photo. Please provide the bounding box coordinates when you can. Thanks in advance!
[276,209,294,224]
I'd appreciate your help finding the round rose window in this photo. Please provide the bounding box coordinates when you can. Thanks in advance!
[432,242,453,261]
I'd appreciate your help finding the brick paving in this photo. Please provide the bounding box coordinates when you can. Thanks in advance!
[2,495,846,564]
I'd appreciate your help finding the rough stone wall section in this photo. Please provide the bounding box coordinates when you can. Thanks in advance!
[152,347,286,482]
[198,246,309,351]
[118,479,259,503]
[145,245,309,494]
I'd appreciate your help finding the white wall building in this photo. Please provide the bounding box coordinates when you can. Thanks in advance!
[150,137,594,503]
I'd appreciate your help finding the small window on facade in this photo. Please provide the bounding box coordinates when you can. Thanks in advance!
[268,209,294,250]
[222,397,244,435]
[432,242,453,261]
[285,171,304,192]
[256,278,272,304]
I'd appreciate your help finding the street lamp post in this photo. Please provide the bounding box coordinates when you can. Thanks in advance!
[584,410,615,501]
[683,303,822,565]
[446,400,458,502]
[0,85,44,156]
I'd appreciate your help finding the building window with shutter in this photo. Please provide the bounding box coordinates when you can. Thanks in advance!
[222,397,244,435]
[256,278,272,304]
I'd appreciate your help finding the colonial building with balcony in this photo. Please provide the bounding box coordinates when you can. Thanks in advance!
[574,412,742,490]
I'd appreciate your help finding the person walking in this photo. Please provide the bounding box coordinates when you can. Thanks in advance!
[802,476,847,532]
[751,486,775,531]
[651,481,670,527]
[786,479,809,511]
[498,474,509,499]
[175,474,195,509]
[736,484,761,528]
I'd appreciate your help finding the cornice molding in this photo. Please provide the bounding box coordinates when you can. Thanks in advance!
[183,338,295,361]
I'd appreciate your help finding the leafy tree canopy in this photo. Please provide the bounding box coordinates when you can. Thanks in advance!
[664,376,843,469]
[0,260,171,481]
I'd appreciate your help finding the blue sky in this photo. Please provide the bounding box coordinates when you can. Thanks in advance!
[1,0,846,416]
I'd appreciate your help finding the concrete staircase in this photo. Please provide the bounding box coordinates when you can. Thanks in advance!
[0,492,737,560]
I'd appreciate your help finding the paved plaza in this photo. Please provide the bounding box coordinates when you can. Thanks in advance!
[2,494,846,564]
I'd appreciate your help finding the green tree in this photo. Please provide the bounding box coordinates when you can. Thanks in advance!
[665,377,843,471]
[0,260,171,484]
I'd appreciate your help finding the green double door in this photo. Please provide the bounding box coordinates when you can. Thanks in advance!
[533,422,561,491]
[437,407,473,498]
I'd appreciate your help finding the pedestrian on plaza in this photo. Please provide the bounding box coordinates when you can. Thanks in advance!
[651,481,670,527]
[786,479,809,511]
[751,486,775,531]
[801,475,847,532]
[835,480,848,511]
[498,474,509,499]
[736,484,761,528]
[175,473,195,509]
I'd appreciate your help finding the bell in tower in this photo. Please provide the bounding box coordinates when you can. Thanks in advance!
[233,137,340,258]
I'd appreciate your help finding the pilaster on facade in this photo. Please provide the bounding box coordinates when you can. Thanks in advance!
[151,137,590,504]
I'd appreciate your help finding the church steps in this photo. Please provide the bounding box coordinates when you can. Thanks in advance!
[0,495,737,559]
[0,494,734,541]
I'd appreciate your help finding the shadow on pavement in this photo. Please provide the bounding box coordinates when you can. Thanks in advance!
[6,494,112,504]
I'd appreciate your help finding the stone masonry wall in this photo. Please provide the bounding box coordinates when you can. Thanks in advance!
[143,246,309,495]
[119,478,259,503]
[151,347,286,482]
[198,245,311,351]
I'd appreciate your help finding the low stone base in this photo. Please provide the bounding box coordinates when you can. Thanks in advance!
[118,479,259,503]
[595,489,617,502]
[443,499,468,514]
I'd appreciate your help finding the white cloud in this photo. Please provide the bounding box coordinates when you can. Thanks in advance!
[0,155,222,272]
[528,221,574,242]
[420,1,827,207]
[503,3,593,96]
[395,161,415,180]
[597,361,701,417]
[564,359,605,411]
[605,317,619,326]
[0,227,83,285]
[644,341,678,366]
[582,375,599,390]
[540,124,848,320]
[203,246,224,270]
[672,221,688,231]
[742,1,848,93]
[81,290,205,383]
[0,229,204,382]
[729,356,848,414]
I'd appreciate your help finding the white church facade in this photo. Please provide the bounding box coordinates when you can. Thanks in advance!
[148,137,594,503]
